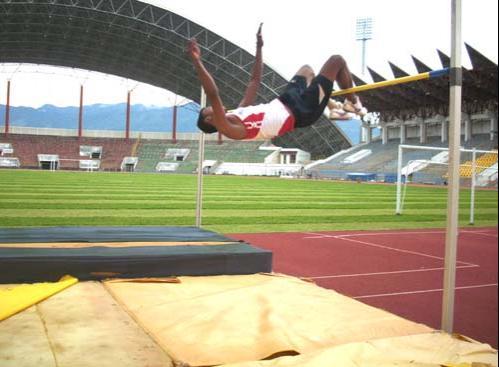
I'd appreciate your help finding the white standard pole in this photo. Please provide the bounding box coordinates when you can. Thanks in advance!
[195,88,207,227]
[441,0,462,333]
[396,144,403,215]
[469,148,476,225]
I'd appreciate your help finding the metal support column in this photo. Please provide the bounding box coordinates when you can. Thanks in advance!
[78,85,84,139]
[4,80,11,136]
[172,104,177,144]
[125,91,131,140]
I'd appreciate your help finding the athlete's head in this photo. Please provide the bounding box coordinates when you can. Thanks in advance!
[197,107,218,134]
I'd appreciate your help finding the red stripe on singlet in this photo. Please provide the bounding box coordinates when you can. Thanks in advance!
[242,112,265,139]
[277,115,296,136]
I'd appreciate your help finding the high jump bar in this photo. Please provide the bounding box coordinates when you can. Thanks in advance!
[331,68,449,97]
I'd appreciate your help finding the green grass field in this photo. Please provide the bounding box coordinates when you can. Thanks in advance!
[0,169,497,233]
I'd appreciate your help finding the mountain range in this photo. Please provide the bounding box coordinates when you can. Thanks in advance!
[0,102,200,133]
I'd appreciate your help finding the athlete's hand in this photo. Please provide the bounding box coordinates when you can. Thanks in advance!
[187,38,201,61]
[256,23,263,48]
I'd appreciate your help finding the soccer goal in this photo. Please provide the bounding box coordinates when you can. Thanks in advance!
[395,144,498,224]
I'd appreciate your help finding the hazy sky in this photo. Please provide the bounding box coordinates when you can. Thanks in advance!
[0,0,497,108]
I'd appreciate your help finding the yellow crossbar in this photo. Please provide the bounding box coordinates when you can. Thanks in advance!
[332,72,431,97]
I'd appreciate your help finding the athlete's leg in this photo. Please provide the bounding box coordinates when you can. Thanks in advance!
[318,55,357,103]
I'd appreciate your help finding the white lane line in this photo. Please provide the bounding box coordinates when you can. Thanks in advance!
[354,283,498,299]
[302,230,446,239]
[460,230,498,238]
[303,229,498,239]
[336,236,477,266]
[301,232,477,266]
[308,264,478,280]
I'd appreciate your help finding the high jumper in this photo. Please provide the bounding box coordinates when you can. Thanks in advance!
[187,23,367,140]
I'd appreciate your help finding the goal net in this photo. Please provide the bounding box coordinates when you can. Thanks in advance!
[395,144,498,224]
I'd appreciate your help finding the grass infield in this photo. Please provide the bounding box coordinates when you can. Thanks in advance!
[0,169,497,233]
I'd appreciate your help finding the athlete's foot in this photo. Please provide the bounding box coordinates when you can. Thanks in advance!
[328,99,343,110]
[343,97,368,117]
[329,108,356,120]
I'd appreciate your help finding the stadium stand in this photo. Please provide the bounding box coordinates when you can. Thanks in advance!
[3,134,136,171]
[135,140,199,173]
[0,1,352,159]
[135,140,272,173]
[306,134,497,185]
[203,141,270,163]
[342,149,372,164]
[459,152,498,177]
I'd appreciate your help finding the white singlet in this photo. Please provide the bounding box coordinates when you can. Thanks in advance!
[226,99,295,140]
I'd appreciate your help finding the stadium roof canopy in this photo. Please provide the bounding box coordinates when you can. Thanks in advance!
[353,44,498,123]
[0,0,351,158]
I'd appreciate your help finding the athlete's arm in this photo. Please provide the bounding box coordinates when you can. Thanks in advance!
[238,23,263,108]
[187,38,247,139]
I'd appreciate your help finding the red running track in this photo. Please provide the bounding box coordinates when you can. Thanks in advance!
[229,227,498,348]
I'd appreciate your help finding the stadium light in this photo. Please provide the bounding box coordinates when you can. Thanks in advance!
[356,17,373,76]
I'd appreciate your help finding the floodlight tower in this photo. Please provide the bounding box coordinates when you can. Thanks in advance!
[356,17,373,76]
[356,17,373,144]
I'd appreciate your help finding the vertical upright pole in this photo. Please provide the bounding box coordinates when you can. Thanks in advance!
[4,80,11,136]
[195,88,207,227]
[441,0,462,333]
[78,85,84,139]
[396,144,403,215]
[125,91,131,140]
[469,148,476,225]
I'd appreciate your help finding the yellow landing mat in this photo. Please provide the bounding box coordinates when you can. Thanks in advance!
[0,306,58,367]
[104,273,433,367]
[0,282,174,367]
[218,332,498,367]
[0,275,78,321]
[0,241,231,248]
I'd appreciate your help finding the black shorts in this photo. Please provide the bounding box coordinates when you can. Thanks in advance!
[278,74,333,128]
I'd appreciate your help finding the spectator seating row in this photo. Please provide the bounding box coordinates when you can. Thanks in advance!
[135,139,270,173]
[459,152,498,177]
